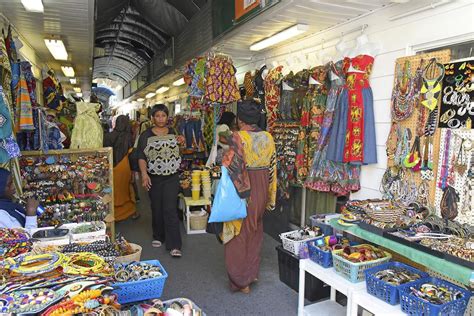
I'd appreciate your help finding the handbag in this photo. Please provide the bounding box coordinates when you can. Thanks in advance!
[208,166,247,223]
[128,148,140,172]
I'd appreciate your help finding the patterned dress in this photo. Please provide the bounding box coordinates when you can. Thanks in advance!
[205,57,241,104]
[264,66,283,133]
[327,55,377,165]
[306,60,361,195]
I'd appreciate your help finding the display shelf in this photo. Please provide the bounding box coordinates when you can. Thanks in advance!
[179,195,211,235]
[329,219,474,286]
[349,288,404,316]
[304,300,345,316]
[298,259,365,316]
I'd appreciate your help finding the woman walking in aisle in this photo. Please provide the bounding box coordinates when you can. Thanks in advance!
[222,100,277,293]
[137,104,185,257]
[104,115,137,221]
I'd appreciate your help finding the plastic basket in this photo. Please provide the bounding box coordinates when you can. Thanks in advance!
[309,215,335,236]
[279,230,323,257]
[307,240,333,268]
[332,245,392,283]
[399,277,471,316]
[364,261,429,305]
[189,212,208,230]
[112,260,168,304]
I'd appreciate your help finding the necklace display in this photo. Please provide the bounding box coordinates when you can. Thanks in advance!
[6,288,60,314]
[391,60,422,121]
[420,58,445,111]
[63,252,111,276]
[4,252,66,277]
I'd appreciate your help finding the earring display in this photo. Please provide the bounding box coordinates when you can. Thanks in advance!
[19,148,114,232]
[438,59,474,129]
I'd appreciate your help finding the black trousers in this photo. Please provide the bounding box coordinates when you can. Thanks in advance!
[148,173,182,250]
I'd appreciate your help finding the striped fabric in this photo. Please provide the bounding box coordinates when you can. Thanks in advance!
[16,73,34,131]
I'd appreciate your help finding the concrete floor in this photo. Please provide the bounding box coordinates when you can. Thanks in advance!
[116,192,300,316]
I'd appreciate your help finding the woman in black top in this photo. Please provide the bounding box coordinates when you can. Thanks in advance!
[137,104,184,257]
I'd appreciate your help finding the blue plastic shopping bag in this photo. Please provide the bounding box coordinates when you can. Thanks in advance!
[208,166,247,223]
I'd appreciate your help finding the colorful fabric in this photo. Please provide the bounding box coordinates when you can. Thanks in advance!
[0,37,12,106]
[16,73,34,131]
[20,62,37,108]
[0,86,13,139]
[205,57,241,104]
[291,69,310,121]
[273,123,298,200]
[185,57,206,97]
[70,102,103,149]
[203,107,215,151]
[222,125,277,212]
[243,71,254,99]
[4,26,17,64]
[305,60,361,195]
[342,55,376,163]
[264,66,283,133]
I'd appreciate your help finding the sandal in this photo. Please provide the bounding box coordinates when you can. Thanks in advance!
[152,240,162,248]
[132,212,141,220]
[170,249,182,257]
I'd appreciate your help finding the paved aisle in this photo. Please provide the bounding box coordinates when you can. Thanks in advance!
[116,190,299,316]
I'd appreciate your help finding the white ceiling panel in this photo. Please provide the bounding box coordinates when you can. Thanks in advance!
[0,0,95,94]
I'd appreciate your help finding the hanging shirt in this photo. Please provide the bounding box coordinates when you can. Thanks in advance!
[70,102,103,149]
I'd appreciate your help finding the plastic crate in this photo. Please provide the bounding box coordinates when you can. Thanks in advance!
[364,261,429,305]
[332,245,391,283]
[276,245,330,302]
[112,260,168,304]
[307,241,333,268]
[309,214,335,236]
[279,230,322,257]
[399,277,471,316]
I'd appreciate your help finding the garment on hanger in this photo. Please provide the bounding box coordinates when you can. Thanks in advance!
[279,72,295,121]
[16,71,34,131]
[243,71,255,100]
[70,102,103,149]
[264,66,283,133]
[0,36,12,106]
[327,55,377,164]
[205,56,240,104]
[306,60,361,195]
[20,62,37,108]
[185,57,207,98]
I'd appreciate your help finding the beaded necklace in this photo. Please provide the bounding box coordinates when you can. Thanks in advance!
[420,58,445,111]
[392,61,422,121]
[4,252,65,277]
[439,130,452,190]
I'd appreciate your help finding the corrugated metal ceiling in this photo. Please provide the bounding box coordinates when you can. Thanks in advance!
[0,0,95,93]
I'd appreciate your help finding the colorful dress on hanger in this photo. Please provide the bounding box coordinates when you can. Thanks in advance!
[306,60,361,195]
[205,56,240,104]
[326,55,377,164]
[243,71,255,100]
[0,37,12,107]
[264,66,283,133]
[279,72,295,121]
[305,66,329,172]
[294,69,310,183]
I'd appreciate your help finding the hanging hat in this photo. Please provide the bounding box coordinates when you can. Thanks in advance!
[237,100,260,125]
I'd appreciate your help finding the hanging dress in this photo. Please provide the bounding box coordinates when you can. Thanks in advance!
[205,56,240,104]
[306,60,361,195]
[327,55,377,165]
[264,66,283,133]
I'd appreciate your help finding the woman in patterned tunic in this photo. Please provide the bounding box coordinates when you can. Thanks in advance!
[137,104,185,257]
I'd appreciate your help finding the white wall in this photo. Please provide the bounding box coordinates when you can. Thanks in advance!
[235,0,474,200]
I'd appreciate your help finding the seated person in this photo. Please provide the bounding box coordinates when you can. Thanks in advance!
[0,168,39,229]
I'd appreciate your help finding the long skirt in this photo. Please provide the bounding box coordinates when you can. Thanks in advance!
[113,154,136,221]
[224,169,269,291]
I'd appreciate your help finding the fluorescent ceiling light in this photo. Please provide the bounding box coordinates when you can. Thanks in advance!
[173,78,185,86]
[21,0,44,12]
[156,86,170,94]
[44,39,68,60]
[145,92,156,99]
[73,87,81,93]
[61,66,75,77]
[70,78,77,84]
[250,24,309,51]
[137,98,145,102]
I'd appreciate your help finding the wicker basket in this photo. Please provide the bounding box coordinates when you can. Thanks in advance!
[115,243,142,263]
[189,212,208,230]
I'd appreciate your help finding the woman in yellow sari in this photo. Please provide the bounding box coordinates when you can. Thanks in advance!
[104,115,136,221]
[221,100,277,293]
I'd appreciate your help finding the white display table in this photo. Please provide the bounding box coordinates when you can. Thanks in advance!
[179,195,211,234]
[298,259,404,316]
